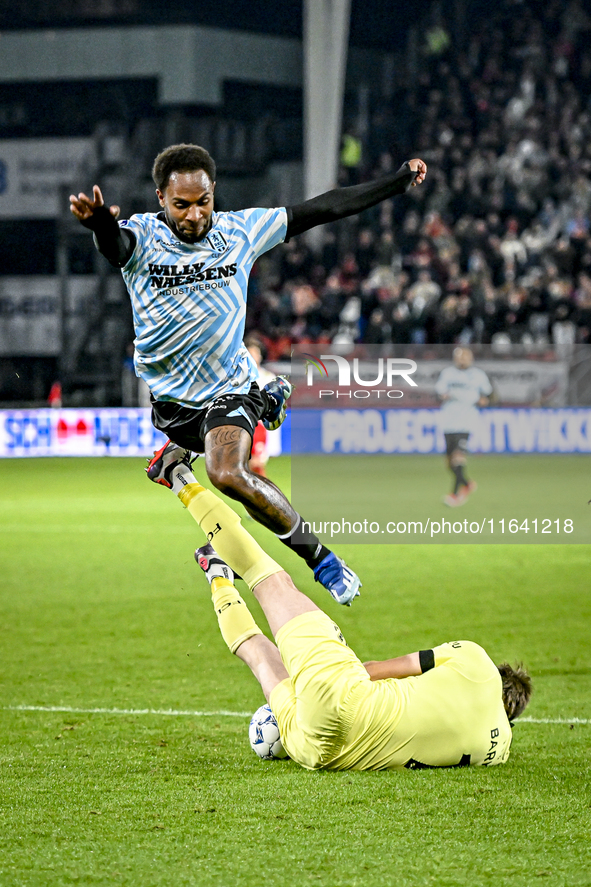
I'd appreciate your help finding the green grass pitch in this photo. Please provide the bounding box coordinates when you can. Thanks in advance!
[291,453,591,544]
[0,455,589,887]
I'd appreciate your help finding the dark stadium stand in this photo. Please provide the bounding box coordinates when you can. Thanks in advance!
[247,0,591,359]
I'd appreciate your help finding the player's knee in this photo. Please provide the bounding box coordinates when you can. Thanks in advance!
[208,463,251,497]
[450,450,466,467]
[207,463,238,495]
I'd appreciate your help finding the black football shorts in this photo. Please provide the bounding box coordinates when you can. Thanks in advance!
[444,432,469,456]
[151,383,267,453]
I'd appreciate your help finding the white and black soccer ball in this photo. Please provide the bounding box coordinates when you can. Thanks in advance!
[248,704,288,761]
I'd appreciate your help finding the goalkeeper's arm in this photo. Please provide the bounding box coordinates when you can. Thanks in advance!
[363,649,435,681]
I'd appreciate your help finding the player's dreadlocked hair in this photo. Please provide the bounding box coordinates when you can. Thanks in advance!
[497,662,532,722]
[152,144,216,192]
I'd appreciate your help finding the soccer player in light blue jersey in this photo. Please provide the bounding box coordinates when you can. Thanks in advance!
[70,144,427,604]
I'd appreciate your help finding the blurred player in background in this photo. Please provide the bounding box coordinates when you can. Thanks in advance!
[172,457,532,771]
[70,143,426,604]
[436,347,493,507]
[245,335,275,479]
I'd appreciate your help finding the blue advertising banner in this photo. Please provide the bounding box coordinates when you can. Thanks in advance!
[292,408,591,455]
[0,409,167,458]
[0,408,288,458]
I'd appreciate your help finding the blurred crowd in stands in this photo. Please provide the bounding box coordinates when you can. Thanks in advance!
[246,0,591,359]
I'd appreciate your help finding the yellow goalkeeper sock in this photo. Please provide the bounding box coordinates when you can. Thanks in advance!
[210,577,263,654]
[178,482,282,590]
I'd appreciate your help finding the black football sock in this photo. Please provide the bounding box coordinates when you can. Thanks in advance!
[277,515,330,568]
[452,465,468,494]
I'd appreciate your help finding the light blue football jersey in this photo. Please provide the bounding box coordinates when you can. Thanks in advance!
[435,365,492,433]
[119,207,288,407]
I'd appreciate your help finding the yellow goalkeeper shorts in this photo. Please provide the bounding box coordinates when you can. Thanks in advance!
[270,610,370,769]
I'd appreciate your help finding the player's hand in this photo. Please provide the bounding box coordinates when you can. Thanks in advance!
[407,159,427,186]
[69,185,120,222]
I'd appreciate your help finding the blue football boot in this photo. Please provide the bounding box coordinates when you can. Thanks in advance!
[313,552,361,606]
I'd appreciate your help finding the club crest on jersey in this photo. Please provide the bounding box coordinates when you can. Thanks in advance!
[206,231,229,253]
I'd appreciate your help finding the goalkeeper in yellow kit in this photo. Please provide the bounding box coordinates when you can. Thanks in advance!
[154,447,532,771]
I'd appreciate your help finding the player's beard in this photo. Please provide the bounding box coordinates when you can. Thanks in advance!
[165,212,212,244]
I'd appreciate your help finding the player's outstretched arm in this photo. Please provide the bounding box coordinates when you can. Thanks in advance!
[286,159,427,239]
[69,185,135,268]
[363,650,426,680]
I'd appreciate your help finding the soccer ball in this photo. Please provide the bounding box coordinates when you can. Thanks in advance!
[248,704,288,760]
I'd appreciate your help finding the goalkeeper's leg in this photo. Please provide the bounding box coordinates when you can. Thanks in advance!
[147,445,283,590]
[196,544,288,701]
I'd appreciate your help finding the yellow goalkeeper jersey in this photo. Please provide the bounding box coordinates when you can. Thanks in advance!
[327,640,512,771]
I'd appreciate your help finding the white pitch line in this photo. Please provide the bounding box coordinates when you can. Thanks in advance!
[5,704,251,718]
[3,706,589,724]
[517,716,590,725]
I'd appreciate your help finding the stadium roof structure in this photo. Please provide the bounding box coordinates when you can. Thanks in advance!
[0,0,434,51]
